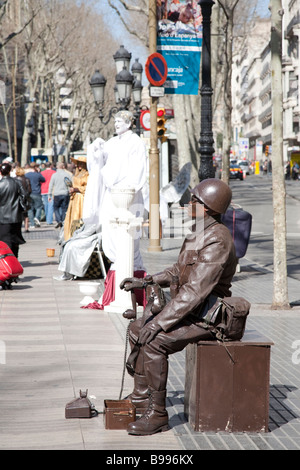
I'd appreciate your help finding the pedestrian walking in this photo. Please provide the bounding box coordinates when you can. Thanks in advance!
[292,162,300,180]
[25,162,45,228]
[48,162,72,229]
[285,161,291,180]
[41,162,56,225]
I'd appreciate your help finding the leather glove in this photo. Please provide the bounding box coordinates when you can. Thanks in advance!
[138,322,162,345]
[120,275,153,291]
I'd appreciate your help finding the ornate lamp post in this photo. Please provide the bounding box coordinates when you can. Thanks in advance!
[89,69,107,121]
[132,78,143,136]
[115,66,134,109]
[113,44,132,73]
[89,46,144,132]
[198,0,215,180]
[131,57,144,135]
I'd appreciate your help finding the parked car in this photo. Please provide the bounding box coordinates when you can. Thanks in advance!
[238,160,251,175]
[229,164,244,180]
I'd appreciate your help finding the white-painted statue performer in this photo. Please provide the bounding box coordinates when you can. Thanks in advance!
[101,110,147,271]
[82,110,148,308]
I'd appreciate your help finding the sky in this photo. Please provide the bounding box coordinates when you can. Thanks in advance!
[254,0,271,18]
[97,0,148,83]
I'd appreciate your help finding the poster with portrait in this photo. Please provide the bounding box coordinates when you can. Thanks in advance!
[156,1,203,95]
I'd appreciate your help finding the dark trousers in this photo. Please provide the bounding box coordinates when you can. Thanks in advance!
[129,317,214,391]
[28,194,43,226]
[53,195,69,223]
[0,222,25,258]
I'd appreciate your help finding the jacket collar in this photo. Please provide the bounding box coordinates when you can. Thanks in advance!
[190,213,220,233]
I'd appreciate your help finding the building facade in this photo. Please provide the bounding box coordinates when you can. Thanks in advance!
[232,2,300,165]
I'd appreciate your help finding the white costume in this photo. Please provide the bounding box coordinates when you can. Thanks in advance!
[82,138,106,230]
[82,113,147,272]
[101,128,147,270]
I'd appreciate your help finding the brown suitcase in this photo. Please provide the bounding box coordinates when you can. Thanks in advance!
[104,399,136,430]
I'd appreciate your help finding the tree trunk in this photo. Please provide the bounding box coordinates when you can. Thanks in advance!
[270,0,289,309]
[173,95,199,186]
[220,10,234,185]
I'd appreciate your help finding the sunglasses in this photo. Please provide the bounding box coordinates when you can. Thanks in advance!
[190,195,204,205]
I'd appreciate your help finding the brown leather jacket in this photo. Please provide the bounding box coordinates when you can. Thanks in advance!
[152,214,237,332]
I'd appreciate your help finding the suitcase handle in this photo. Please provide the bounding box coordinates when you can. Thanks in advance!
[0,254,14,260]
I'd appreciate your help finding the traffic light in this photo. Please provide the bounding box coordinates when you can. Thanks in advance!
[265,145,269,156]
[157,108,167,142]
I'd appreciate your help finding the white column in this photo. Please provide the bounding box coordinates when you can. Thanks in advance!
[105,220,137,313]
[104,187,142,314]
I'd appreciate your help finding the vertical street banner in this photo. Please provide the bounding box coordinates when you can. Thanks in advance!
[156,0,202,95]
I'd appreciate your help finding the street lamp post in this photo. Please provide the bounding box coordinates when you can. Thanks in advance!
[198,0,215,181]
[132,78,143,136]
[89,69,108,122]
[115,66,134,109]
[89,46,144,133]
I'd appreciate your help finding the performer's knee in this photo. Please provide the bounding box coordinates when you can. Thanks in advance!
[129,318,143,343]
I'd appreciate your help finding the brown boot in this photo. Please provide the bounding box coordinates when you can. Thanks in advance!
[127,388,169,435]
[124,374,149,414]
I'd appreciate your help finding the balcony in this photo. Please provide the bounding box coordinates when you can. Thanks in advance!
[259,83,271,100]
[259,106,272,123]
[286,11,300,38]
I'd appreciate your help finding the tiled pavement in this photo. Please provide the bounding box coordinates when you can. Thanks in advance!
[1,224,300,451]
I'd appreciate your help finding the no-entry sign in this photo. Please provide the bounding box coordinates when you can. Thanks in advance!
[140,110,150,131]
[145,53,168,87]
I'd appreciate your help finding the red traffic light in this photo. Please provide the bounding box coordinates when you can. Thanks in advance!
[157,108,167,141]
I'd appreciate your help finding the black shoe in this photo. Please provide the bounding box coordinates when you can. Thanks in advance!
[55,222,62,228]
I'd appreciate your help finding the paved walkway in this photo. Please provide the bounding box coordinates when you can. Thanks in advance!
[1,223,300,451]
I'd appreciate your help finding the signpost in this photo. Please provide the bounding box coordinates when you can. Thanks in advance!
[145,53,168,87]
[148,0,162,252]
[140,110,150,131]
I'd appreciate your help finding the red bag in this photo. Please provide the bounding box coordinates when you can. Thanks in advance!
[0,241,23,284]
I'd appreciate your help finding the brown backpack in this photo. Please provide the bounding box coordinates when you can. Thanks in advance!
[201,296,251,342]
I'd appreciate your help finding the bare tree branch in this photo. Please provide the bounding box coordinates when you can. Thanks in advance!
[0,5,40,50]
[107,0,148,45]
[109,0,148,14]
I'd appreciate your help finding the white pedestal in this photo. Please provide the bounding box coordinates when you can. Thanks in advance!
[104,216,142,314]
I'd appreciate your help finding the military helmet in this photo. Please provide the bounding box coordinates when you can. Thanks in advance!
[191,178,232,214]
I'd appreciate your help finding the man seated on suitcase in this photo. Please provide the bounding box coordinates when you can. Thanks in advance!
[119,178,237,436]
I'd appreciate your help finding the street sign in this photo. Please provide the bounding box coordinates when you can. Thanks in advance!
[145,53,168,87]
[149,86,165,97]
[140,110,150,131]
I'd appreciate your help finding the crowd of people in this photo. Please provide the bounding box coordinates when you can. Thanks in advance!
[0,157,85,258]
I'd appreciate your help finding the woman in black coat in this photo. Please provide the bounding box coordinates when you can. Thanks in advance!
[0,163,26,258]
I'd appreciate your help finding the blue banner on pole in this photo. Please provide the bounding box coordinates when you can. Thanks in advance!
[156,0,202,95]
